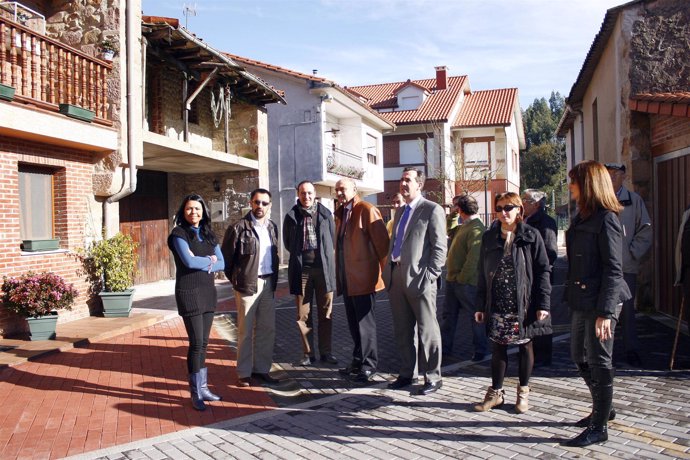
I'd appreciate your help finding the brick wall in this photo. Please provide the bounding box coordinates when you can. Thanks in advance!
[0,138,95,337]
[650,114,690,155]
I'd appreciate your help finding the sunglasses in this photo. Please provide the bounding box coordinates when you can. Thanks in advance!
[253,200,270,206]
[495,204,518,213]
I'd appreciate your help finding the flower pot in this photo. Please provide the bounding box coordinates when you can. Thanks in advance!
[26,311,58,341]
[59,104,95,122]
[0,83,15,101]
[99,289,135,317]
[102,50,115,61]
[21,238,60,252]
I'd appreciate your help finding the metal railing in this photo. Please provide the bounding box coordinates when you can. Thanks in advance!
[326,146,365,180]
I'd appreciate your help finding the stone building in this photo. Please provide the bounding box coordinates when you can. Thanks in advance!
[0,3,283,337]
[557,0,690,317]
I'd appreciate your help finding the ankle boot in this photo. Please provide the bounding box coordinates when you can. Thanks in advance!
[474,386,505,412]
[564,367,613,447]
[199,367,222,402]
[515,385,529,414]
[188,372,207,411]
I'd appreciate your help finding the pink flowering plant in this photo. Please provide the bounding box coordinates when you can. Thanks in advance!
[1,272,78,318]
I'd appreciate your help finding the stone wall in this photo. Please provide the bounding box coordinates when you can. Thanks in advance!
[630,0,690,94]
[150,63,262,161]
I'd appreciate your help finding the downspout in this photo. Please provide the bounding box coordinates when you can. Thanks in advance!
[104,0,139,237]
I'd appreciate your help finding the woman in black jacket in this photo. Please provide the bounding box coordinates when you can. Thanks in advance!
[474,192,551,414]
[168,193,225,411]
[562,161,630,447]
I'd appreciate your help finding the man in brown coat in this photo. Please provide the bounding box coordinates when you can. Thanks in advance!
[334,178,390,384]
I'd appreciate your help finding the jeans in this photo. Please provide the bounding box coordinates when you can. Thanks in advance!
[440,282,487,356]
[570,305,621,371]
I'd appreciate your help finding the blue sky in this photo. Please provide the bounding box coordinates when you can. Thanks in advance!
[142,0,625,109]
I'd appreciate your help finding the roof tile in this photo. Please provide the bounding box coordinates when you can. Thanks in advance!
[347,76,468,125]
[453,88,517,127]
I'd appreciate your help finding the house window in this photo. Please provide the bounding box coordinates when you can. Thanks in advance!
[592,98,599,161]
[464,142,489,166]
[366,134,377,165]
[19,164,55,242]
[400,96,420,110]
[399,139,424,164]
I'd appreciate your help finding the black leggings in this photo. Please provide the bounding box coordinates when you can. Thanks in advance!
[182,312,215,374]
[491,340,534,389]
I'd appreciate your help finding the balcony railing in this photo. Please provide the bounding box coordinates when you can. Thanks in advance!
[0,17,112,123]
[326,146,365,180]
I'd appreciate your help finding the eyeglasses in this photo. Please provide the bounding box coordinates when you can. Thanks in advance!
[253,200,270,207]
[495,204,518,213]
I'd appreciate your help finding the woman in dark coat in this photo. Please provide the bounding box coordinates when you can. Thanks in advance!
[562,161,630,447]
[474,192,551,414]
[168,193,225,411]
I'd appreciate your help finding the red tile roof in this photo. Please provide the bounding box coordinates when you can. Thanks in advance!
[629,91,690,117]
[347,76,469,125]
[223,52,330,84]
[222,52,394,128]
[453,88,518,128]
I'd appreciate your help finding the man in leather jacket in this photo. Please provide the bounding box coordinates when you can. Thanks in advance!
[222,188,280,387]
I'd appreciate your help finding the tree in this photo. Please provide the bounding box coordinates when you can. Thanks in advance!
[520,91,567,215]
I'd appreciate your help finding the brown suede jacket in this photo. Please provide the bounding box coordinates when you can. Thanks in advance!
[334,195,390,297]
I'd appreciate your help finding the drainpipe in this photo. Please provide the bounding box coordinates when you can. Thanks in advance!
[103,0,139,238]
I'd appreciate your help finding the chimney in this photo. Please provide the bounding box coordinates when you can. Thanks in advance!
[435,66,447,90]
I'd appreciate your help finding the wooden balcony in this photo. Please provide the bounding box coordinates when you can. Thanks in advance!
[0,17,112,124]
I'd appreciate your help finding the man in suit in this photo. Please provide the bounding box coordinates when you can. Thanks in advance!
[334,178,390,384]
[383,167,447,395]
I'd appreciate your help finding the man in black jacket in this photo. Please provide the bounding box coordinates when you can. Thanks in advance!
[283,181,338,366]
[522,189,559,367]
[222,188,280,387]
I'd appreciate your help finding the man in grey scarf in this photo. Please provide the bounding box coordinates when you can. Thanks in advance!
[283,180,338,366]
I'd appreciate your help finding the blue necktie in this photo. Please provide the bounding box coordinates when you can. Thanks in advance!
[391,205,411,259]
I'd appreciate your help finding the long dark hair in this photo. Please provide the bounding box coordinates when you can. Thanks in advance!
[568,161,622,219]
[173,193,217,245]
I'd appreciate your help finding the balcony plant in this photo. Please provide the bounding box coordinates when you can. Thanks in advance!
[81,233,138,317]
[99,38,117,61]
[1,272,78,340]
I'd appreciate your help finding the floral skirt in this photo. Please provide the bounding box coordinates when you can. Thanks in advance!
[488,312,530,346]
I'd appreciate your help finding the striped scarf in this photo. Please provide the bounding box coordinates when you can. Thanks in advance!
[300,204,318,251]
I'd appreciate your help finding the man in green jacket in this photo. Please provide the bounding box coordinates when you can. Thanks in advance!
[441,194,487,362]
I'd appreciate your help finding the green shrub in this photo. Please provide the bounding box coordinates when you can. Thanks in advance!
[82,233,138,292]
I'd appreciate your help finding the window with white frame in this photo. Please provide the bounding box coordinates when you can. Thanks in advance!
[399,139,424,164]
[464,142,489,166]
[19,164,55,241]
[366,133,377,164]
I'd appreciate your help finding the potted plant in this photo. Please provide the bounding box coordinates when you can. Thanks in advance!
[99,38,117,62]
[1,272,78,340]
[82,233,138,317]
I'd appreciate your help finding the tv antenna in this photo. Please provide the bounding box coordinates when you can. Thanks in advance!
[182,3,197,29]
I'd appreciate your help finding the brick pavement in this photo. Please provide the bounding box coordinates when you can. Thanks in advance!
[64,278,690,460]
[2,271,690,460]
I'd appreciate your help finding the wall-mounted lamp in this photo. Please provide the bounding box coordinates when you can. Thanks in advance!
[213,179,220,192]
[321,94,334,103]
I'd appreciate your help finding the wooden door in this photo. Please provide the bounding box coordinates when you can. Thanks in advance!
[120,170,171,284]
[655,153,690,317]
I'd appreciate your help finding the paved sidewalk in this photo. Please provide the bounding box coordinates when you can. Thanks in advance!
[68,328,690,460]
[2,269,690,459]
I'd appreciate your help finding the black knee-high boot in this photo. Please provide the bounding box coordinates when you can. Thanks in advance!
[574,362,616,427]
[565,367,613,447]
